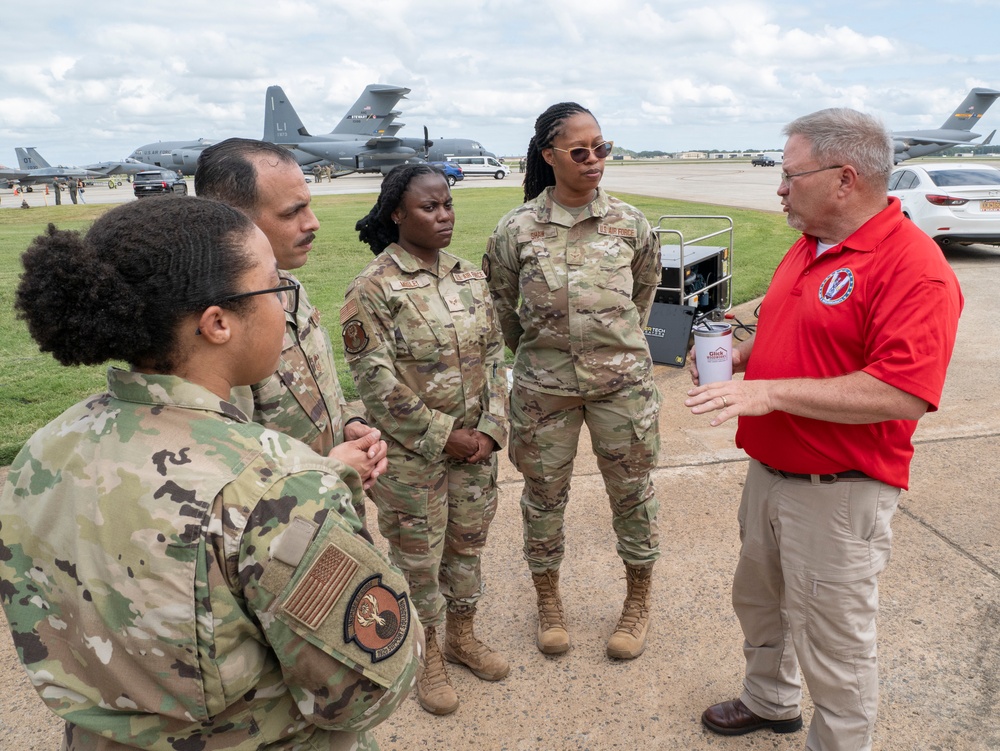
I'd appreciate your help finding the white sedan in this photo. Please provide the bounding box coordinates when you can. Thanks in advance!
[888,162,1000,247]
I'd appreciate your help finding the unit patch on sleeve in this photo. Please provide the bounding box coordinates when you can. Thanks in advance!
[282,544,360,630]
[344,575,411,662]
[342,319,370,354]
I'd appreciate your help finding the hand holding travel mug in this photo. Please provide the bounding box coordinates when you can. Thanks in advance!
[693,323,733,383]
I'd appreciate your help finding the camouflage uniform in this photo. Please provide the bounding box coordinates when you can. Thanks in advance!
[0,368,420,751]
[486,186,662,573]
[341,245,508,627]
[247,273,363,457]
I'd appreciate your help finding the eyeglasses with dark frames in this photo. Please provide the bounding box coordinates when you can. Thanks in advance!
[779,165,844,185]
[217,280,300,316]
[551,141,614,163]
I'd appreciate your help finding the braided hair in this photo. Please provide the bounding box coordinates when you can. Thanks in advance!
[356,163,441,255]
[522,102,594,202]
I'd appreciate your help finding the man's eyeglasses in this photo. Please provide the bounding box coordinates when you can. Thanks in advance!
[217,280,300,316]
[551,141,614,163]
[780,165,844,185]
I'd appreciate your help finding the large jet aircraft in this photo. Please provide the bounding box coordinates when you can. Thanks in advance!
[893,87,1000,163]
[127,138,216,176]
[263,84,497,174]
[0,148,99,190]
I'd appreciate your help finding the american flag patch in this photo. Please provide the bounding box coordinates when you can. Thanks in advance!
[339,299,359,325]
[283,545,359,630]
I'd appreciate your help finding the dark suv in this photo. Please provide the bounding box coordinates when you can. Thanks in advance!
[133,170,189,198]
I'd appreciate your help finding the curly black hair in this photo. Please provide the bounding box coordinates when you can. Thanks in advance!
[522,102,595,202]
[356,163,443,255]
[15,196,256,372]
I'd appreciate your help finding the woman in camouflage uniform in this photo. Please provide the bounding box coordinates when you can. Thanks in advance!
[0,197,420,750]
[345,164,509,715]
[485,102,663,661]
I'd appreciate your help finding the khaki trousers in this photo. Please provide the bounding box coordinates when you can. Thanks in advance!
[734,459,900,751]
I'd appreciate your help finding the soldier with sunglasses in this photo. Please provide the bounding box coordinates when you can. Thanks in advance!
[485,102,662,661]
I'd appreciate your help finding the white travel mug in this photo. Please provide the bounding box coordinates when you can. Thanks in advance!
[693,323,733,383]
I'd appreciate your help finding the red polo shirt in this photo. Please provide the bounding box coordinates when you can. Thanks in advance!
[736,197,963,489]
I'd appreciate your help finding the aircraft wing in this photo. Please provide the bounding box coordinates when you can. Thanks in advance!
[896,135,985,147]
[364,136,405,148]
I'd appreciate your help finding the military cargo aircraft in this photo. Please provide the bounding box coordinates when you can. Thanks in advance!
[893,87,1000,163]
[126,138,216,176]
[0,148,100,191]
[263,84,497,175]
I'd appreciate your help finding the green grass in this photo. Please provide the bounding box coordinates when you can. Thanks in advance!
[0,189,797,465]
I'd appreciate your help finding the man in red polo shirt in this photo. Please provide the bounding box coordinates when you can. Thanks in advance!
[686,108,963,751]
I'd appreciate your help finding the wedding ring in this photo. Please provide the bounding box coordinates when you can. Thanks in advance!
[721,396,729,408]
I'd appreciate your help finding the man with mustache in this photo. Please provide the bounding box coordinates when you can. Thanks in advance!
[196,139,387,503]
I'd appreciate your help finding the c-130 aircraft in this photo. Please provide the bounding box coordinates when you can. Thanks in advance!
[263,83,497,175]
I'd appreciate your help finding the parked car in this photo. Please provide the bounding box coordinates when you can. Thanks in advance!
[133,170,188,198]
[429,161,464,186]
[888,162,1000,247]
[444,155,510,179]
[751,155,775,167]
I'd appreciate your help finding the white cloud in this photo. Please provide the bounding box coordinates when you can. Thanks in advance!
[0,0,997,161]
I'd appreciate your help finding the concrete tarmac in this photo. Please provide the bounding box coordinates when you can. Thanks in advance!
[1,165,998,750]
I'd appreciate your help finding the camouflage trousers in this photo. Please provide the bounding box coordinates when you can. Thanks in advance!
[509,378,661,573]
[369,444,499,627]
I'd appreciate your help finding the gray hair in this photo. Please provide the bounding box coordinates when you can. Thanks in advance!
[783,108,893,191]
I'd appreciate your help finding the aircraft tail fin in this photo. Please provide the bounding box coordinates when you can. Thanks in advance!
[16,147,44,170]
[938,88,1000,131]
[25,147,52,168]
[331,84,411,136]
[264,86,312,144]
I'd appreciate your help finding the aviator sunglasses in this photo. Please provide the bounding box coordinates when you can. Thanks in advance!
[551,141,614,163]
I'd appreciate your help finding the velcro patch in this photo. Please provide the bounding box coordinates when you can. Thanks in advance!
[282,544,360,630]
[453,269,486,282]
[598,224,637,238]
[389,277,430,291]
[516,228,558,242]
[342,319,370,355]
[339,299,359,325]
[481,253,492,281]
[345,575,411,663]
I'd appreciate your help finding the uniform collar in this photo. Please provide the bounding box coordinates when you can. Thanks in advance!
[385,244,461,277]
[106,368,250,422]
[534,186,611,226]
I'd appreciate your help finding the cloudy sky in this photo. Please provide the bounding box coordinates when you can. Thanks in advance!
[2,1,998,167]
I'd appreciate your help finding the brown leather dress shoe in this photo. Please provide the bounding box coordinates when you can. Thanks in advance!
[702,698,803,736]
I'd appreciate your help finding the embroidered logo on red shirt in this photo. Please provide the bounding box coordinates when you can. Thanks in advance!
[819,268,854,305]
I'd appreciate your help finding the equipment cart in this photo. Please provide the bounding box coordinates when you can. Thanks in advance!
[643,215,733,367]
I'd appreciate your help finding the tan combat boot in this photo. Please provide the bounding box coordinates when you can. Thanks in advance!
[606,564,653,660]
[531,570,570,654]
[443,609,510,680]
[416,626,459,715]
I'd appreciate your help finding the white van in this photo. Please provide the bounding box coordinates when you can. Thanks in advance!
[445,155,510,179]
